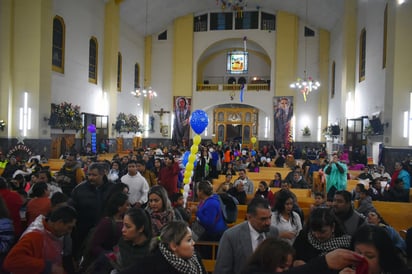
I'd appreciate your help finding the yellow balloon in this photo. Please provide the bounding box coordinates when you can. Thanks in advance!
[193,135,201,145]
[186,163,194,172]
[189,154,196,163]
[183,178,190,184]
[184,172,191,179]
[191,145,198,154]
[251,137,257,144]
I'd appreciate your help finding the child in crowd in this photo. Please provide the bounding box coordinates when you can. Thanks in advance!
[170,192,191,224]
[351,183,365,201]
[357,188,376,216]
[310,192,327,211]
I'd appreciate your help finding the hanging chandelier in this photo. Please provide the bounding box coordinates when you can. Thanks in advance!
[290,71,320,102]
[290,0,320,102]
[131,87,157,100]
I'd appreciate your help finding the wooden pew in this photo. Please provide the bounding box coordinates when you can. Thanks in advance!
[371,201,412,232]
[270,188,312,198]
[348,169,363,179]
[195,241,219,274]
[42,159,65,172]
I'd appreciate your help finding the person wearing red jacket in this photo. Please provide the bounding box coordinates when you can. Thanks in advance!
[3,205,77,274]
[158,154,180,198]
[0,177,23,237]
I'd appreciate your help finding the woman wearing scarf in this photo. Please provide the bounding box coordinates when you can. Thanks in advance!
[293,207,351,268]
[145,185,175,236]
[119,221,206,274]
[254,181,275,207]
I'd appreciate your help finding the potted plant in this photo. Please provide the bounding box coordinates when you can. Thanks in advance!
[301,126,311,136]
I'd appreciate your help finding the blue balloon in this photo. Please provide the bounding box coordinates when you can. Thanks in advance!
[251,150,256,156]
[190,110,209,134]
[182,151,190,166]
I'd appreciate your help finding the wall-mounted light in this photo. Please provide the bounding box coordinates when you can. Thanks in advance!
[345,91,352,118]
[317,116,322,142]
[409,92,412,146]
[19,92,31,137]
[403,111,408,138]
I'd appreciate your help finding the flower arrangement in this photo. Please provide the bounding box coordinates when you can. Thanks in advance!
[48,102,82,131]
[114,112,142,133]
[301,126,311,136]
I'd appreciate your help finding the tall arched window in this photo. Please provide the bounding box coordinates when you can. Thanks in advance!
[117,52,122,91]
[52,15,65,73]
[359,28,366,82]
[88,37,98,84]
[331,61,336,98]
[134,63,140,90]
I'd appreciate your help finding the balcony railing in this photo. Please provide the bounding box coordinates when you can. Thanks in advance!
[197,83,270,92]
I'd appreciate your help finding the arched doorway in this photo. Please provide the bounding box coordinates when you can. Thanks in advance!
[213,105,258,147]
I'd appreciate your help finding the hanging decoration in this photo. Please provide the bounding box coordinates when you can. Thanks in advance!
[289,0,320,102]
[217,0,248,18]
[290,71,320,102]
[182,110,209,206]
[240,83,245,102]
[87,124,97,153]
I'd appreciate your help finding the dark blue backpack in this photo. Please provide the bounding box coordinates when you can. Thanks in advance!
[218,193,239,224]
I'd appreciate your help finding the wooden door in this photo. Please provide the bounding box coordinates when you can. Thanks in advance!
[213,107,258,147]
[51,134,75,158]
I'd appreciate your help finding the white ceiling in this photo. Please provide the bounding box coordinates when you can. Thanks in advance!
[119,0,345,36]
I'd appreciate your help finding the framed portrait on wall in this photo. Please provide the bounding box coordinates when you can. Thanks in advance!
[161,125,169,137]
[172,96,192,146]
[273,96,294,149]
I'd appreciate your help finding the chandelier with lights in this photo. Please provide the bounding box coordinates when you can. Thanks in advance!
[290,71,320,102]
[289,0,320,102]
[131,87,157,100]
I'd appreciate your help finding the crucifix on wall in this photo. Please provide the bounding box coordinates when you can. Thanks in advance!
[154,108,170,136]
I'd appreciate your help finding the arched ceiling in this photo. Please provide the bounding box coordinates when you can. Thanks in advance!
[119,0,344,36]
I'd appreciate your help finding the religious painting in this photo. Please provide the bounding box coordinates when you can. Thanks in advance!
[161,125,169,137]
[273,96,294,149]
[172,96,191,147]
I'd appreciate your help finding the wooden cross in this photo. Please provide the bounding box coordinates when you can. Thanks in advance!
[154,108,170,118]
[154,108,170,134]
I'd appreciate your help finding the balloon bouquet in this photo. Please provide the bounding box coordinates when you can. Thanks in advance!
[182,110,208,206]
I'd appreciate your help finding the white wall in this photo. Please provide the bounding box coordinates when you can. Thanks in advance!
[52,0,105,114]
[50,2,410,147]
[354,0,386,118]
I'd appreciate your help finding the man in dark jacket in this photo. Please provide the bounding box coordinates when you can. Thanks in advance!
[69,162,114,260]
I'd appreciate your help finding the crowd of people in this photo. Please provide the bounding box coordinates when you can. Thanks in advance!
[0,142,411,274]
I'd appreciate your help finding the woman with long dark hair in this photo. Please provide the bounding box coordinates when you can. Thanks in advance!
[120,221,206,274]
[340,225,409,274]
[116,207,152,270]
[293,207,351,265]
[271,189,302,245]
